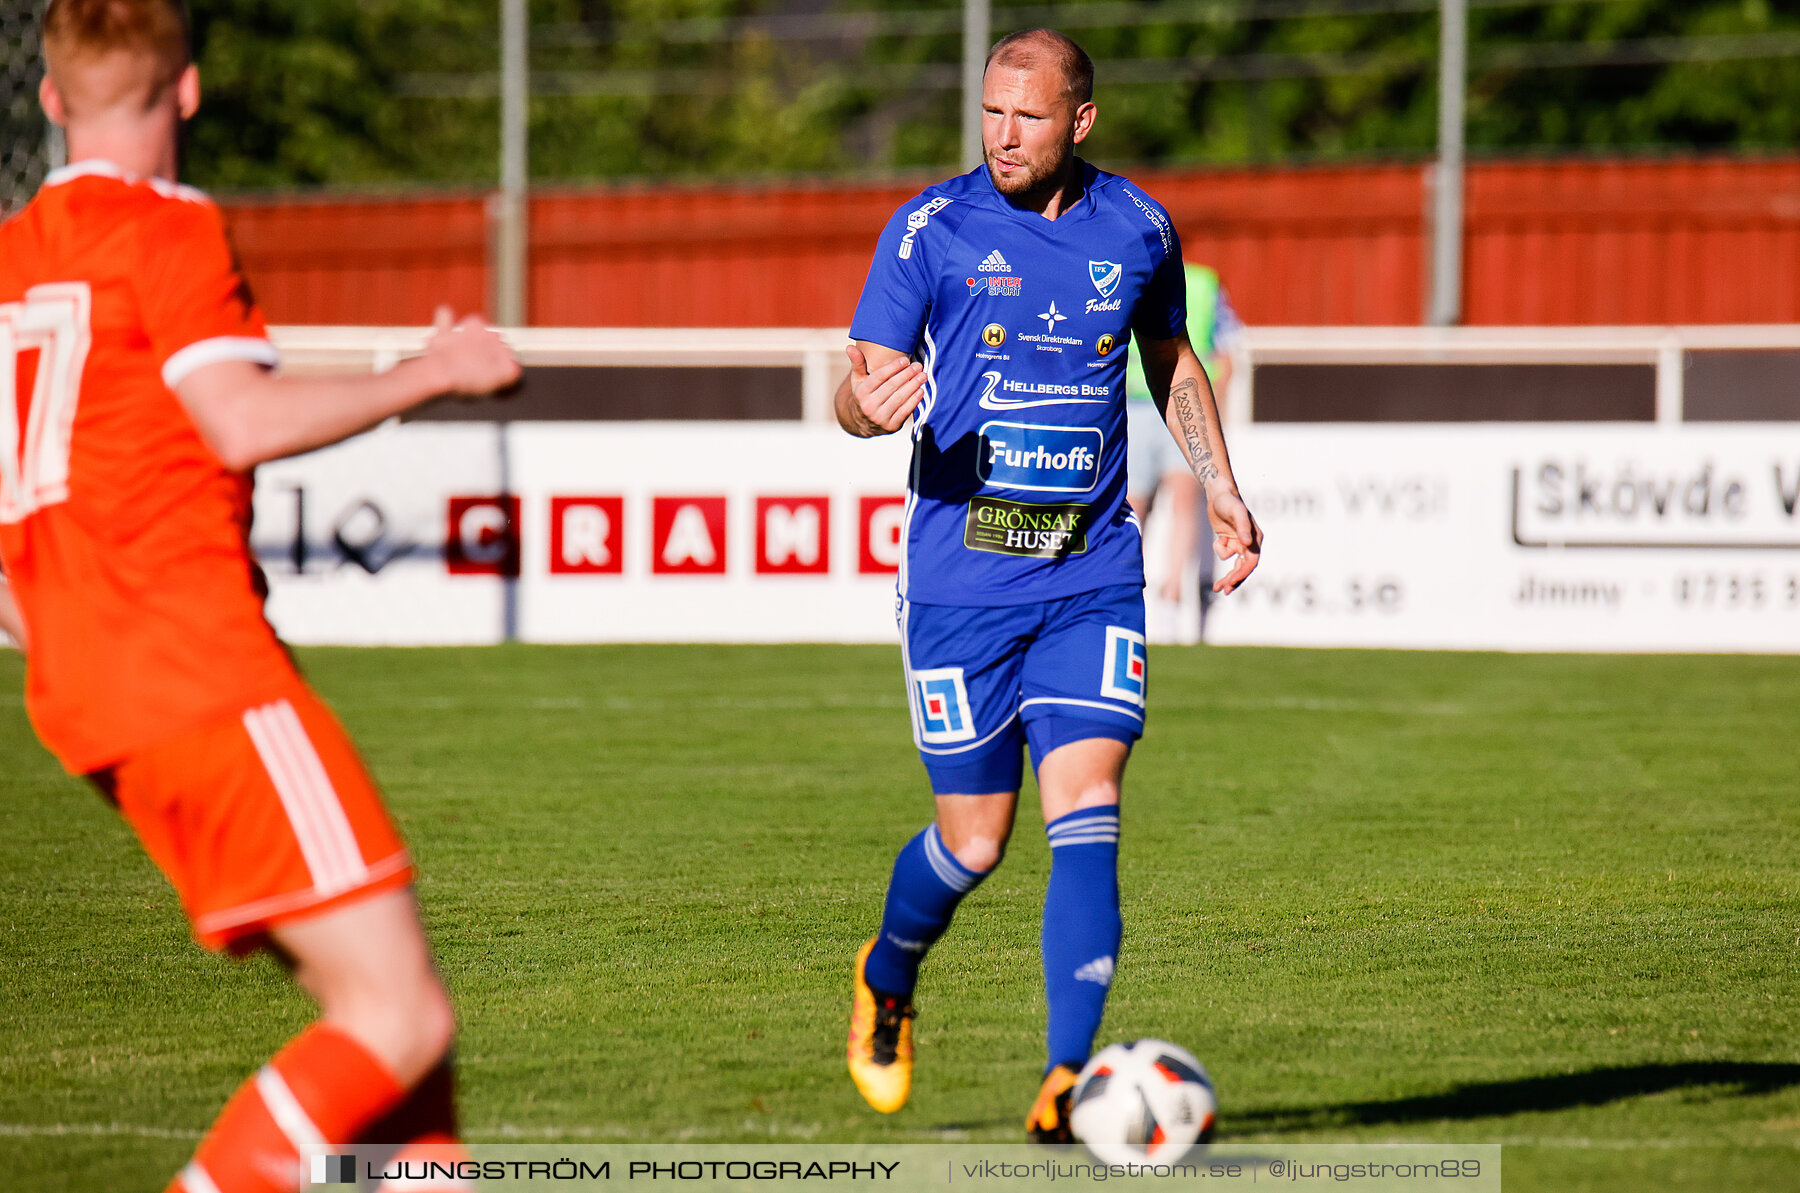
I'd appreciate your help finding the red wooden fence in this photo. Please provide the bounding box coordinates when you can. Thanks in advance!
[221,156,1800,328]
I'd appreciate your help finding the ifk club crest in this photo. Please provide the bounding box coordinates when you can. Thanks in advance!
[1089,260,1122,298]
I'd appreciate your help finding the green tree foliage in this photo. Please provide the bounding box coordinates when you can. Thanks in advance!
[1085,0,1800,165]
[177,0,1800,192]
[1469,0,1800,153]
[187,1,491,187]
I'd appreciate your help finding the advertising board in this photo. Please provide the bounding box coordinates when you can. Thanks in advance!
[1213,424,1800,652]
[252,421,1800,652]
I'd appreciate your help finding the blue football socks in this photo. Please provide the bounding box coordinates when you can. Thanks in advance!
[1042,806,1122,1073]
[864,823,990,996]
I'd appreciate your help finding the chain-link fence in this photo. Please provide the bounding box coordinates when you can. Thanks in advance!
[2,1,52,216]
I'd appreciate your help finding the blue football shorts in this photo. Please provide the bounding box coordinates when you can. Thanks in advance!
[899,584,1148,795]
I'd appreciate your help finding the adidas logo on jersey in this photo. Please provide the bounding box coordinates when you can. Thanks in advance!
[978,250,1012,273]
[1073,956,1116,986]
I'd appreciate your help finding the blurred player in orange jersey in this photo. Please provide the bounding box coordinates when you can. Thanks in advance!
[0,3,521,1191]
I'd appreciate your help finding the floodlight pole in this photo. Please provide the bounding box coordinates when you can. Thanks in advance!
[961,0,990,170]
[496,0,529,327]
[1428,0,1467,326]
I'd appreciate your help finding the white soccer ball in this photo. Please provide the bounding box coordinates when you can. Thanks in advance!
[1069,1039,1217,1165]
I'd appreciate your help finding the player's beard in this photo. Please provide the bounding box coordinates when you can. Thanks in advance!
[985,136,1074,201]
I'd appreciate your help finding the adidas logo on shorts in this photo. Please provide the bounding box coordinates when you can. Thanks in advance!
[978,250,1012,273]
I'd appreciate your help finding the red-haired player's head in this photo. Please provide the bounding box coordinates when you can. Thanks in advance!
[39,0,198,180]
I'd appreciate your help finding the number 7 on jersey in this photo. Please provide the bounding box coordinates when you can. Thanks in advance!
[0,282,92,524]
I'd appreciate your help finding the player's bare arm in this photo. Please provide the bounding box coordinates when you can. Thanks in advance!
[1138,333,1263,594]
[0,577,25,652]
[176,307,520,470]
[836,340,926,437]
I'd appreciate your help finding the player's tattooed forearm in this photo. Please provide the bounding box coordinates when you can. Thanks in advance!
[1171,378,1220,483]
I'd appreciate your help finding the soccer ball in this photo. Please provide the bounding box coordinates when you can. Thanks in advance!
[1069,1039,1217,1165]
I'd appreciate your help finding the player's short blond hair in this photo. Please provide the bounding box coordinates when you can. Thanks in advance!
[42,0,190,116]
[987,29,1094,107]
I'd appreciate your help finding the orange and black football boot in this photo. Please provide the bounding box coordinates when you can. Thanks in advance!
[847,938,916,1113]
[1026,1064,1081,1143]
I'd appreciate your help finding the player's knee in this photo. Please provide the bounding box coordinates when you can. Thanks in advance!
[323,963,455,1085]
[1071,779,1121,810]
[397,960,456,1043]
[947,833,1007,873]
[407,977,458,1069]
[375,972,457,1084]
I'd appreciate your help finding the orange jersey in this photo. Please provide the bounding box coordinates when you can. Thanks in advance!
[0,161,299,773]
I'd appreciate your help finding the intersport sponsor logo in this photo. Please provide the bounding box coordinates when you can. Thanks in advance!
[968,276,1023,297]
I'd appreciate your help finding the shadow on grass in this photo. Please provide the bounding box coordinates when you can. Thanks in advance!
[1232,1062,1800,1133]
[922,1118,1028,1135]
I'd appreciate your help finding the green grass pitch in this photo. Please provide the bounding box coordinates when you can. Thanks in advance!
[2,644,1798,1191]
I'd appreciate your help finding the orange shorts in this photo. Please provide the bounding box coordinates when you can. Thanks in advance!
[104,686,413,954]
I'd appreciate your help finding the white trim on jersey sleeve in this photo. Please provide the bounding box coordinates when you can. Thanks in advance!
[162,336,280,390]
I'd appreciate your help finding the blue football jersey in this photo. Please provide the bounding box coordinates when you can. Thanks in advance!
[850,162,1187,607]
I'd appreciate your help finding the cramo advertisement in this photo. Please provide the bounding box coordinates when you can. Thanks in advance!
[249,420,1800,653]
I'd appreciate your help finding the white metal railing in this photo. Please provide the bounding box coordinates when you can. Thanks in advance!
[272,325,853,424]
[1236,324,1800,426]
[270,323,1800,427]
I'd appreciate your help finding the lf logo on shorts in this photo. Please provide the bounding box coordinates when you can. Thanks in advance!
[913,667,977,744]
[1100,627,1148,707]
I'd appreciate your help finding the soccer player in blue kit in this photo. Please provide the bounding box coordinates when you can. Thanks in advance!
[836,29,1264,1140]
